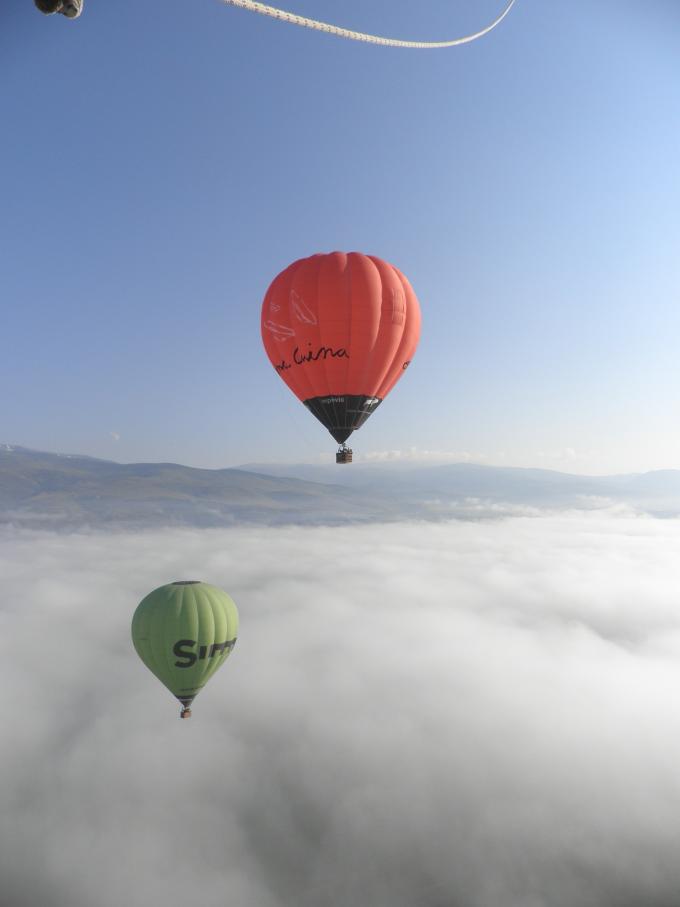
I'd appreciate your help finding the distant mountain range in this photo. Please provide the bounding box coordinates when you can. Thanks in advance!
[239,460,680,515]
[2,444,680,529]
[0,445,398,529]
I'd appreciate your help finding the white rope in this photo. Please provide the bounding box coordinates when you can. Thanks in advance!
[221,0,516,49]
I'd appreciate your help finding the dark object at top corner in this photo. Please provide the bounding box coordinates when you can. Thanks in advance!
[35,0,83,19]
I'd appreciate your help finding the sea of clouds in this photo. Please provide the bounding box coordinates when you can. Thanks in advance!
[2,511,680,907]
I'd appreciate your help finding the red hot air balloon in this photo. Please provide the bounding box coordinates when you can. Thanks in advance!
[261,252,421,462]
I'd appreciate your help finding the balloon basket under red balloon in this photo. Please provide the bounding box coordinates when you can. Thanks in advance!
[336,446,353,464]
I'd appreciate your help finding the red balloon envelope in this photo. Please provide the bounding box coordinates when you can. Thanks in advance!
[261,251,421,447]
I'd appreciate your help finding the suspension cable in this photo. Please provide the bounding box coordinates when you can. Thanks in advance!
[221,0,516,49]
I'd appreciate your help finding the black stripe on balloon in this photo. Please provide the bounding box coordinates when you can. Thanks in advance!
[303,395,383,444]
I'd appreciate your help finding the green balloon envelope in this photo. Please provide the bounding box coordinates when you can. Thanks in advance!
[132,581,238,712]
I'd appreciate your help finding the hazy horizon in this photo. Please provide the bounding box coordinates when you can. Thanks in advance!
[5,439,680,478]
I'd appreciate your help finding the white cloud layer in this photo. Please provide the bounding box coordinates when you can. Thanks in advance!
[2,514,680,907]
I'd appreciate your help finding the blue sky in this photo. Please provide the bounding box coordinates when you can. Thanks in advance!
[2,0,679,472]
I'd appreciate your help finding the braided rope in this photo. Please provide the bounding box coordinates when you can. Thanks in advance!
[221,0,516,49]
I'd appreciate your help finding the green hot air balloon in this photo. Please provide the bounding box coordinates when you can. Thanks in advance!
[132,581,238,719]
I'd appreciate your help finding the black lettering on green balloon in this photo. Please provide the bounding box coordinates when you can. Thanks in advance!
[173,638,236,667]
[173,639,197,668]
[210,639,236,657]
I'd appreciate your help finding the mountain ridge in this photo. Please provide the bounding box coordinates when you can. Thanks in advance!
[3,445,680,529]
